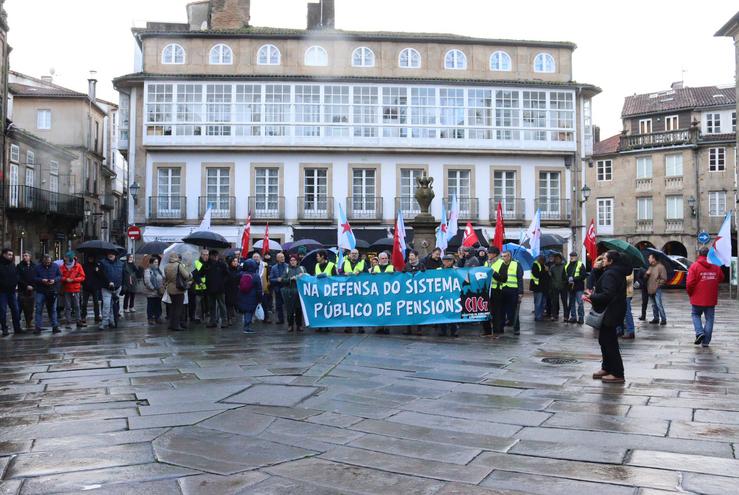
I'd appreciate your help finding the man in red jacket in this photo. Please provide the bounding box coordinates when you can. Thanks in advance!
[60,251,86,329]
[686,247,724,347]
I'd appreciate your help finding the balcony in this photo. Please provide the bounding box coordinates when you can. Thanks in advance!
[635,178,653,192]
[636,219,653,233]
[3,185,84,219]
[249,196,285,223]
[490,198,526,223]
[100,193,115,211]
[620,129,691,151]
[665,218,684,233]
[111,219,124,235]
[347,197,383,222]
[148,196,186,222]
[298,196,334,223]
[535,198,571,223]
[395,197,422,220]
[444,197,479,221]
[664,176,683,191]
[198,196,236,222]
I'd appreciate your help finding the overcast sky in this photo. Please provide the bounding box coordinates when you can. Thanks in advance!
[6,0,737,137]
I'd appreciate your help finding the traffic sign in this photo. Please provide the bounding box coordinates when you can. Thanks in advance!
[697,231,710,245]
[127,226,142,241]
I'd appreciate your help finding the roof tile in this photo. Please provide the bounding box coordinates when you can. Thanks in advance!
[622,86,736,117]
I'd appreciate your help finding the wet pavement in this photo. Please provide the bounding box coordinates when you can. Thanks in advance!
[1,290,738,494]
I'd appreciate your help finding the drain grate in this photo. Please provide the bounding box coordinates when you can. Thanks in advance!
[542,357,579,365]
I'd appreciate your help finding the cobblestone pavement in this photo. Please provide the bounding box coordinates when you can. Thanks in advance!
[1,291,739,494]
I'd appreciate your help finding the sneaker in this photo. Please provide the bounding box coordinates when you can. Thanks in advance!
[33,327,42,335]
[577,319,584,325]
[694,334,704,345]
[52,327,61,334]
[357,329,365,334]
[130,308,137,313]
[243,328,255,334]
[649,319,659,324]
[638,316,646,321]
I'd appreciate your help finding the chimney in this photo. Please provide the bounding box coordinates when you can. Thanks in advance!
[88,76,97,101]
[41,75,53,84]
[671,81,684,90]
[209,0,250,30]
[187,1,210,30]
[307,0,335,30]
[593,125,601,143]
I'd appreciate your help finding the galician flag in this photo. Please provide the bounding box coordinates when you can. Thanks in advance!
[522,209,542,257]
[436,201,448,253]
[708,212,732,267]
[337,203,356,269]
[199,207,212,231]
[447,195,459,241]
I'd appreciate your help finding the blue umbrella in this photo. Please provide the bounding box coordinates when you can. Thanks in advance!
[503,243,534,271]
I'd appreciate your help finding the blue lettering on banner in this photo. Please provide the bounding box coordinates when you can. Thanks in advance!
[298,267,492,328]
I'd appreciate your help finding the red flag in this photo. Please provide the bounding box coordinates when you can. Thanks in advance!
[584,219,597,262]
[262,223,270,258]
[391,218,406,271]
[462,222,479,247]
[240,213,251,257]
[494,201,505,251]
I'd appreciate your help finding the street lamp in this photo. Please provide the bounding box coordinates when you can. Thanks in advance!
[688,196,697,217]
[579,185,591,205]
[129,181,140,205]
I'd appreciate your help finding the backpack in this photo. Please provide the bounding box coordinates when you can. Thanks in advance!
[239,273,255,293]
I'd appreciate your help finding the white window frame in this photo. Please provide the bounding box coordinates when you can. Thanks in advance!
[205,167,231,217]
[709,191,727,217]
[162,43,185,65]
[489,51,511,71]
[255,167,280,213]
[26,150,35,167]
[36,109,52,130]
[209,43,233,65]
[638,118,652,134]
[533,53,555,73]
[596,159,612,181]
[705,113,721,134]
[25,167,35,188]
[665,195,684,219]
[636,156,653,178]
[304,46,328,67]
[257,44,281,65]
[493,170,517,217]
[596,198,614,229]
[157,167,183,215]
[8,163,19,207]
[10,144,19,163]
[49,160,59,175]
[637,197,653,220]
[351,47,375,68]
[400,169,423,212]
[303,168,329,212]
[351,168,377,212]
[709,147,726,172]
[665,153,683,177]
[444,49,467,70]
[664,114,678,131]
[398,48,421,69]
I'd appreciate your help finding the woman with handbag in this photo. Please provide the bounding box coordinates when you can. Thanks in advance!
[143,255,164,325]
[584,250,630,384]
[164,253,192,331]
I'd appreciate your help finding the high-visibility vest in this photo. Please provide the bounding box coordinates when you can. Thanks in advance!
[342,258,366,275]
[501,261,520,290]
[488,258,505,289]
[371,264,394,273]
[565,261,584,279]
[194,259,207,291]
[531,260,542,286]
[315,261,336,276]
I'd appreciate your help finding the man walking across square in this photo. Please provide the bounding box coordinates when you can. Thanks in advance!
[687,247,723,347]
[0,248,22,336]
[60,251,86,329]
[646,253,668,325]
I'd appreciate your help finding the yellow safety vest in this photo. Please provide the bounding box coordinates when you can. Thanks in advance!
[531,261,542,286]
[501,261,519,290]
[371,264,394,273]
[487,258,505,289]
[315,261,336,276]
[194,260,207,291]
[565,261,584,279]
[342,259,366,275]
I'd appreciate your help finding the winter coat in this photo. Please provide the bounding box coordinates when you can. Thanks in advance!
[164,261,192,296]
[589,260,630,328]
[237,260,263,313]
[423,255,443,270]
[60,262,86,293]
[548,262,567,291]
[285,265,306,287]
[17,261,36,294]
[99,258,124,290]
[530,261,549,292]
[269,262,289,291]
[123,262,141,292]
[565,261,587,292]
[33,262,62,295]
[142,266,164,298]
[686,256,724,307]
[404,261,426,274]
[225,266,242,307]
[645,262,667,295]
[206,260,229,295]
[82,261,104,292]
[0,257,20,293]
[459,255,480,268]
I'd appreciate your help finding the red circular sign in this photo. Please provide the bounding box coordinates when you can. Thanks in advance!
[127,226,142,240]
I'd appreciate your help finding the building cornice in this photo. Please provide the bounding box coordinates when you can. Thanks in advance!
[7,127,77,160]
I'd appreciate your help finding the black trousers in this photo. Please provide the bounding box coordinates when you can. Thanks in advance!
[598,323,624,378]
[482,291,505,335]
[640,287,649,318]
[550,289,568,318]
[168,293,185,330]
[82,289,100,320]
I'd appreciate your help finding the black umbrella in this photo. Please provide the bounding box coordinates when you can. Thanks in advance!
[77,240,125,254]
[354,239,370,250]
[369,238,395,251]
[136,241,171,255]
[287,239,324,253]
[644,248,676,279]
[300,248,338,275]
[540,234,566,247]
[182,231,231,249]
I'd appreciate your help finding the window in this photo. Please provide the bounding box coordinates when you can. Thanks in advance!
[709,191,727,217]
[666,196,683,219]
[440,88,465,139]
[638,119,652,134]
[444,49,467,70]
[522,91,547,141]
[597,198,613,228]
[382,87,408,138]
[353,86,379,137]
[304,46,328,66]
[665,115,678,131]
[10,144,19,163]
[157,168,182,216]
[255,167,280,213]
[235,84,261,136]
[26,150,35,167]
[538,171,561,218]
[665,154,683,177]
[37,109,51,130]
[352,47,375,67]
[146,83,174,135]
[206,168,230,217]
[467,89,492,140]
[411,87,437,138]
[206,84,232,136]
[489,51,511,71]
[303,168,328,212]
[636,157,653,178]
[448,169,471,216]
[176,83,203,136]
[8,164,18,207]
[399,48,421,69]
[400,169,424,213]
[705,113,721,134]
[257,44,281,65]
[597,160,612,181]
[637,197,653,220]
[264,84,290,137]
[50,160,59,175]
[549,91,574,141]
[162,44,185,64]
[295,85,321,137]
[495,90,519,140]
[324,85,350,137]
[493,171,517,217]
[732,112,736,133]
[351,169,376,212]
[533,53,555,73]
[709,148,725,171]
[209,44,233,65]
[25,168,34,188]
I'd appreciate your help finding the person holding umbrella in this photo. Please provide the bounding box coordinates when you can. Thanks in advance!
[81,255,103,325]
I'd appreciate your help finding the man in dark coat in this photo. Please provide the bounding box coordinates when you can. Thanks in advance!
[269,252,289,325]
[33,254,62,334]
[81,255,104,324]
[206,250,230,328]
[16,252,36,331]
[423,248,443,270]
[0,248,22,336]
[548,253,568,322]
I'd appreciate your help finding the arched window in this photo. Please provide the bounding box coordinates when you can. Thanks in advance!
[533,52,556,73]
[398,48,421,69]
[352,47,375,67]
[304,46,328,66]
[209,44,233,65]
[444,49,467,70]
[162,44,185,65]
[490,51,511,71]
[257,44,281,65]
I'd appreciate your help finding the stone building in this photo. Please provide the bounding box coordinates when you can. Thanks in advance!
[114,0,599,250]
[0,0,10,247]
[587,84,737,257]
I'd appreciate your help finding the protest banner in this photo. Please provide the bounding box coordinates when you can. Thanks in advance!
[298,267,492,328]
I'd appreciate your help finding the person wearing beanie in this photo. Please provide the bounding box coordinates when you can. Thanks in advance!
[60,251,86,329]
